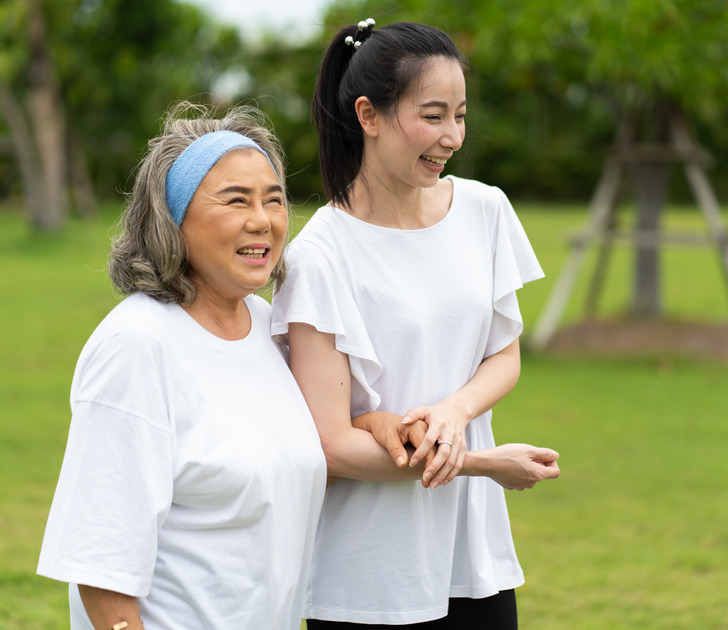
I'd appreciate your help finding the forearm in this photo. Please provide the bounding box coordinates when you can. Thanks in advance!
[458,443,561,490]
[78,585,143,630]
[438,338,521,423]
[322,422,424,482]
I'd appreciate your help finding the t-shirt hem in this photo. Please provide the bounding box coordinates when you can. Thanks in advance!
[304,603,448,625]
[37,560,150,598]
[449,573,525,599]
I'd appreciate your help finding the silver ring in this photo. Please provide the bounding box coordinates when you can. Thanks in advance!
[437,439,452,447]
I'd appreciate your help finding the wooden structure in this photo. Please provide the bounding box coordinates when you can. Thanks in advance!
[529,112,728,352]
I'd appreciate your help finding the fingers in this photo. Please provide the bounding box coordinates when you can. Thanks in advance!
[426,440,464,488]
[541,461,561,479]
[389,442,409,468]
[408,426,439,468]
[401,406,428,425]
[533,447,560,463]
[379,424,411,468]
[420,444,450,488]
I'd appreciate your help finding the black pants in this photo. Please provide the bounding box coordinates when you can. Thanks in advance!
[306,590,518,630]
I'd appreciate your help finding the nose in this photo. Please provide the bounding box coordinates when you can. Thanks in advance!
[441,116,464,152]
[245,201,271,233]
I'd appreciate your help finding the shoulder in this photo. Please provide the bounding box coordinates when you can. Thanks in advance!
[77,294,177,372]
[71,294,181,409]
[286,208,346,267]
[91,293,174,344]
[449,175,510,209]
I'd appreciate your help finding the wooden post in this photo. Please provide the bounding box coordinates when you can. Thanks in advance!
[527,111,728,351]
[629,161,670,317]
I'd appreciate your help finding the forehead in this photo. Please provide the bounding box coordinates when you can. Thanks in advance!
[203,148,278,185]
[403,57,466,104]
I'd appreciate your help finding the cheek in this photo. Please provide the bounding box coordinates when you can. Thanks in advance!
[271,214,288,246]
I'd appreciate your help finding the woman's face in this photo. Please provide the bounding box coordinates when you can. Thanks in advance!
[181,149,287,303]
[366,57,467,192]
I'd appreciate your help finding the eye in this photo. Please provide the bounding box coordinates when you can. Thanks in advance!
[266,195,284,206]
[424,115,441,121]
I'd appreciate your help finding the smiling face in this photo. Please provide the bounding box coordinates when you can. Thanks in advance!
[180,149,287,306]
[364,57,467,193]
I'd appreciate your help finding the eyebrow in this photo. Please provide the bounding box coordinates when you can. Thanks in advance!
[419,99,467,109]
[217,184,283,195]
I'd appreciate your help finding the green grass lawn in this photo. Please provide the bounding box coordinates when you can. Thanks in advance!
[1,199,727,629]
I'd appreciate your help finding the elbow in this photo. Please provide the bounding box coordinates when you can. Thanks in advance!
[318,432,349,477]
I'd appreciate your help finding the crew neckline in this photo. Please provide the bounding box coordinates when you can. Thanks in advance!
[325,175,459,234]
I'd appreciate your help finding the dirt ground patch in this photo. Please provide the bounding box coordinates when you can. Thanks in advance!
[545,319,728,361]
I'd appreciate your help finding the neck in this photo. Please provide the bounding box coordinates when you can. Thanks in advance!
[347,168,450,230]
[183,283,252,341]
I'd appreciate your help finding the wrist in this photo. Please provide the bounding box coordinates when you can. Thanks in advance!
[460,450,495,477]
[439,397,475,431]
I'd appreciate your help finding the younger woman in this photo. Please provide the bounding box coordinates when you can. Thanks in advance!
[272,21,560,629]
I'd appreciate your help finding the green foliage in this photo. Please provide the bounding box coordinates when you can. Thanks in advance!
[59,0,243,193]
[2,202,728,628]
[0,0,244,201]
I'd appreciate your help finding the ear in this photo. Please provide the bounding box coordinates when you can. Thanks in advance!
[354,96,379,138]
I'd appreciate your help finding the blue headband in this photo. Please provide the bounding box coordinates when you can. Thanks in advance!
[165,130,276,226]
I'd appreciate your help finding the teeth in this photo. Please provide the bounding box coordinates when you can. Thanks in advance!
[238,248,267,258]
[421,155,446,165]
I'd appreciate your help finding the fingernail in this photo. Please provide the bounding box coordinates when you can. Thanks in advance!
[396,456,405,467]
[410,458,419,467]
[423,472,432,484]
[431,481,439,489]
[401,416,410,424]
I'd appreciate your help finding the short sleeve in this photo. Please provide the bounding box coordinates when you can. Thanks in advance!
[37,325,174,597]
[272,239,383,414]
[485,187,544,357]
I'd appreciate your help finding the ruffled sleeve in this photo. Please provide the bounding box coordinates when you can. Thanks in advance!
[484,187,544,358]
[271,238,383,415]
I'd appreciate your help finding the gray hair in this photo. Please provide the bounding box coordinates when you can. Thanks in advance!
[109,101,289,305]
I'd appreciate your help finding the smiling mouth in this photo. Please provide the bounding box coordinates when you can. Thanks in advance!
[237,247,269,259]
[420,155,447,166]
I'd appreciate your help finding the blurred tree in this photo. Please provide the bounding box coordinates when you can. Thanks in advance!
[0,0,240,230]
[234,35,323,205]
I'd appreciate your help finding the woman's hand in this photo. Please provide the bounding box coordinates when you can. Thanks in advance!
[402,402,469,488]
[462,443,560,490]
[352,412,435,471]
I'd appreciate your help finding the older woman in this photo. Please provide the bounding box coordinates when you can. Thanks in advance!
[37,102,326,630]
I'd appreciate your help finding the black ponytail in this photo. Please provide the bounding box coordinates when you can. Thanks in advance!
[312,22,463,209]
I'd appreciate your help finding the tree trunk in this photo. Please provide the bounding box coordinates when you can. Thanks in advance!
[628,162,670,317]
[0,81,45,219]
[26,0,68,230]
[69,133,97,218]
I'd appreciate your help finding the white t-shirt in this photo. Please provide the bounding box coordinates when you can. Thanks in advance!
[38,292,327,630]
[271,176,544,624]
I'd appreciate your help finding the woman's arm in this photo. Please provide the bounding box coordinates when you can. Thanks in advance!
[461,444,560,490]
[288,322,437,482]
[402,338,522,487]
[77,585,144,630]
[357,413,560,490]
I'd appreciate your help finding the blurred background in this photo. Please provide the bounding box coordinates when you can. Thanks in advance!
[2,0,727,228]
[1,1,727,629]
